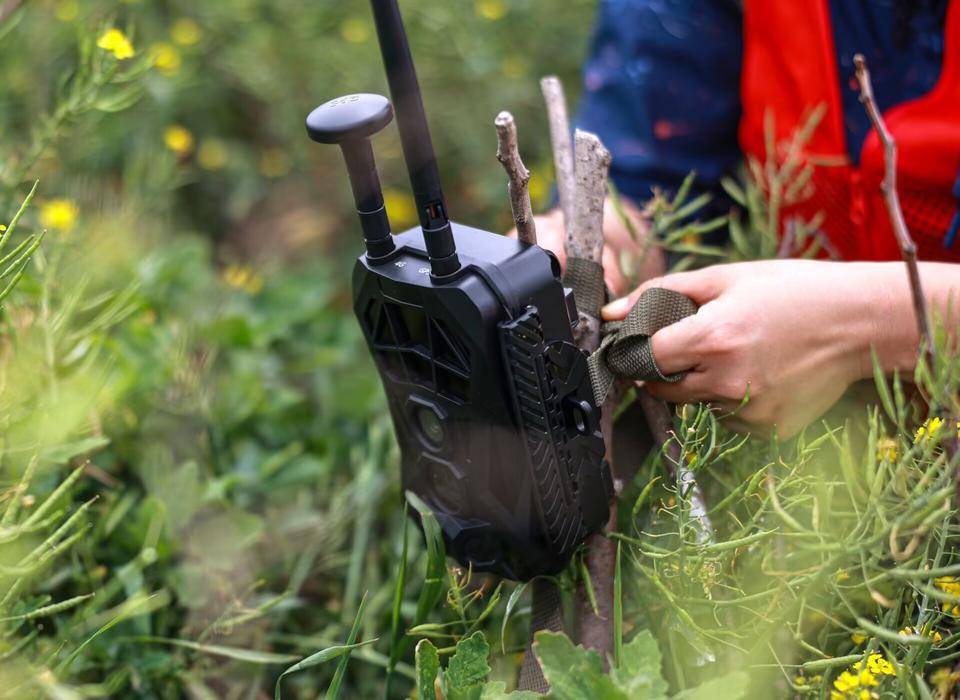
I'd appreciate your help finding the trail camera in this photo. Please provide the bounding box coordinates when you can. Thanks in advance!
[306,0,612,580]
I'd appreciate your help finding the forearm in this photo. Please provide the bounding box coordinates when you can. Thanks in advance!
[855,262,960,378]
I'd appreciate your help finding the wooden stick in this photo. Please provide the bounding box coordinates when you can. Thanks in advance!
[569,130,610,264]
[541,76,576,230]
[495,111,537,245]
[565,129,619,661]
[853,54,934,360]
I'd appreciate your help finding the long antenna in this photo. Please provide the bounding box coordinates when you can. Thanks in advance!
[370,0,460,277]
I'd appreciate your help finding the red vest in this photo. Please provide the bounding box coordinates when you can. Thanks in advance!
[740,1,960,263]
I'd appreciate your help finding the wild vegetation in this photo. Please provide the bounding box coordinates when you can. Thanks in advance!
[0,2,958,699]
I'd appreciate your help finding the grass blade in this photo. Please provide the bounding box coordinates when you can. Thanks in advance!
[325,591,369,700]
[274,638,377,700]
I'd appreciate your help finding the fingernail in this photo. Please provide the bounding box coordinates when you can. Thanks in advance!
[601,296,630,319]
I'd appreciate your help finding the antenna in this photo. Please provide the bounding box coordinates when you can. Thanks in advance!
[369,0,460,277]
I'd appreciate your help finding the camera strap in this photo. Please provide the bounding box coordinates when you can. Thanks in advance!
[588,286,698,403]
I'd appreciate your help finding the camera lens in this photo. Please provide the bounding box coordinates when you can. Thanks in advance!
[416,406,444,447]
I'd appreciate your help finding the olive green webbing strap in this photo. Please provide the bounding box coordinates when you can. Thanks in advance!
[588,286,698,403]
[518,258,696,693]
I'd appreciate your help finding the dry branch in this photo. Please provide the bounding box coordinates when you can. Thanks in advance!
[564,128,618,660]
[569,130,611,265]
[495,111,537,245]
[541,76,576,232]
[853,54,934,360]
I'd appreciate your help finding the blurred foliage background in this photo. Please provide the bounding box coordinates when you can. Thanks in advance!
[4,2,959,699]
[0,0,597,697]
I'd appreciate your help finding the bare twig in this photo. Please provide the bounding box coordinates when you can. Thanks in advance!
[541,76,575,231]
[495,111,537,245]
[853,54,934,360]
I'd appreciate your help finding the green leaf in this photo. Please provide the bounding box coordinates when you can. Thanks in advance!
[274,637,378,700]
[325,591,369,700]
[672,671,750,700]
[443,631,491,700]
[533,631,626,700]
[610,630,668,699]
[406,491,447,627]
[138,636,300,665]
[500,581,529,653]
[416,638,440,700]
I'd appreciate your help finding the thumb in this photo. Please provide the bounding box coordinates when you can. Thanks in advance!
[601,265,728,320]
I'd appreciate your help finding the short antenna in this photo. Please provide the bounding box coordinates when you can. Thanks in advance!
[370,0,460,277]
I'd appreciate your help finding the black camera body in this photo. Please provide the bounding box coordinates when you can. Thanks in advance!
[307,0,612,580]
[354,223,610,579]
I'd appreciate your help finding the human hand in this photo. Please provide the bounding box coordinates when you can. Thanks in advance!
[602,260,910,437]
[506,197,664,297]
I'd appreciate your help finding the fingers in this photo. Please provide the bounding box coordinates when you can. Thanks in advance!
[601,265,728,320]
[648,313,709,375]
[644,369,713,404]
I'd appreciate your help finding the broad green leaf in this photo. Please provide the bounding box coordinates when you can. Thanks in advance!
[533,631,626,700]
[443,631,491,700]
[416,638,440,700]
[610,631,669,699]
[672,671,750,700]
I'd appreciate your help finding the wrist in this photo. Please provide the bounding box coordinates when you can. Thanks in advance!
[848,263,921,380]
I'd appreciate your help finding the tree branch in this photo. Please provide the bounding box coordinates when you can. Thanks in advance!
[495,111,537,245]
[853,54,934,360]
[541,76,575,231]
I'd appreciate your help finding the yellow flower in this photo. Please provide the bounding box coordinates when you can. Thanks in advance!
[97,28,135,60]
[914,416,944,444]
[164,125,194,155]
[171,18,201,46]
[853,653,896,677]
[55,0,78,22]
[222,264,263,294]
[382,188,417,230]
[876,437,898,462]
[936,577,960,615]
[832,669,878,699]
[851,632,868,645]
[259,148,291,178]
[936,576,960,596]
[151,42,181,76]
[40,199,78,232]
[836,569,851,582]
[340,17,369,43]
[475,0,507,20]
[198,139,228,171]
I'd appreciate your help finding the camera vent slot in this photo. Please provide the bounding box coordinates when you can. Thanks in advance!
[365,302,470,401]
